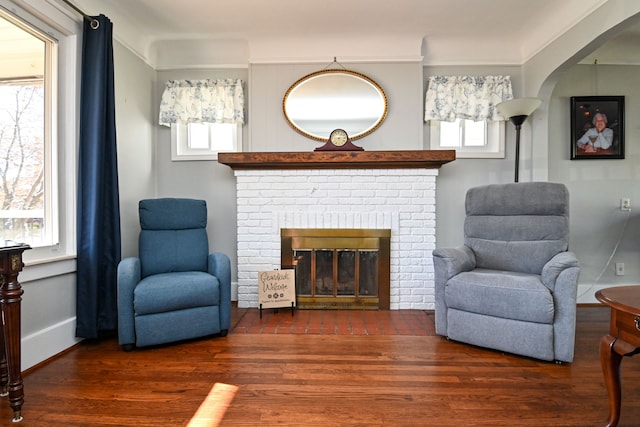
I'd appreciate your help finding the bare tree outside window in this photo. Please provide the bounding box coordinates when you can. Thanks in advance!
[0,13,48,246]
[0,82,45,244]
[0,10,61,256]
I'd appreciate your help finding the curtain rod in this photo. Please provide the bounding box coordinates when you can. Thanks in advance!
[60,0,100,29]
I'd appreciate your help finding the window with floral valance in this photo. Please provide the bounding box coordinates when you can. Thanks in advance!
[425,75,513,158]
[424,75,513,122]
[158,78,244,126]
[159,79,244,161]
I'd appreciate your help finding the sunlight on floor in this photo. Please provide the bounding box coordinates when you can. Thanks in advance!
[187,383,239,427]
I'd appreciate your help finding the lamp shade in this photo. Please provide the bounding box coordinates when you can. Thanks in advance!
[496,97,542,120]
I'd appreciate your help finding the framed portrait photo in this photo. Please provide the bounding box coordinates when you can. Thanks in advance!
[570,96,624,160]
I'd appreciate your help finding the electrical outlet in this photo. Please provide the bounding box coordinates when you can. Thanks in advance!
[621,198,631,211]
[615,262,625,276]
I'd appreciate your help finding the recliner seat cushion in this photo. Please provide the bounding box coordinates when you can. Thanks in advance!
[445,268,554,324]
[134,271,220,315]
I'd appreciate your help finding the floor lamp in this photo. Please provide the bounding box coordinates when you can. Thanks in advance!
[496,98,542,182]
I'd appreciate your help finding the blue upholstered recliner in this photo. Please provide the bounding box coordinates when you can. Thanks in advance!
[433,182,580,362]
[117,198,231,351]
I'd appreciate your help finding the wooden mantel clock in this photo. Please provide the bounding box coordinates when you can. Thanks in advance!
[315,129,364,151]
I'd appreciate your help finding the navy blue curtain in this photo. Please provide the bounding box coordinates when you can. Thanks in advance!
[76,15,121,339]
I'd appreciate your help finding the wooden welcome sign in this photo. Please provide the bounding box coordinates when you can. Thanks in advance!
[258,269,296,309]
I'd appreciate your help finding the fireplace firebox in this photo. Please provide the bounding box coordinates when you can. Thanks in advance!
[281,228,391,310]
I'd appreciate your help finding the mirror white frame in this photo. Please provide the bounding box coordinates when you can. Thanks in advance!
[283,69,388,142]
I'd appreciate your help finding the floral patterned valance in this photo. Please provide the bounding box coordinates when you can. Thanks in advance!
[424,75,513,122]
[159,79,244,126]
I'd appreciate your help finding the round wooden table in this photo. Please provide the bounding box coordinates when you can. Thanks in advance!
[595,286,640,427]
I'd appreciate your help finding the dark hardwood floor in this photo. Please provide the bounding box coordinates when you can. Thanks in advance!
[2,306,638,426]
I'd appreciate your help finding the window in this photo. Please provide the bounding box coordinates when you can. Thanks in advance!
[171,122,242,161]
[0,13,56,247]
[424,75,512,159]
[159,78,244,161]
[430,119,505,158]
[0,2,78,262]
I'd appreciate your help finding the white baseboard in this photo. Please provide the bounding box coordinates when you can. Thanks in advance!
[20,280,240,372]
[22,317,82,371]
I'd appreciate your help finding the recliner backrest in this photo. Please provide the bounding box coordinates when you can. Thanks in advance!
[138,198,209,278]
[464,182,569,274]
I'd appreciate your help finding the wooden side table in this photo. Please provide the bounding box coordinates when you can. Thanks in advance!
[0,242,30,423]
[595,286,640,427]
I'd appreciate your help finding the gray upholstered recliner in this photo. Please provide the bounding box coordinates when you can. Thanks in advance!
[432,182,580,362]
[117,198,231,351]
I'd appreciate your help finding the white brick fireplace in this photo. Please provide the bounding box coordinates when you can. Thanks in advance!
[218,150,455,310]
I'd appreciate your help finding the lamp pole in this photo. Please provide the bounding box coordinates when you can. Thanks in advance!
[496,97,542,184]
[509,115,528,183]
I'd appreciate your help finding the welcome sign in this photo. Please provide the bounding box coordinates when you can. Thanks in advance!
[258,269,296,309]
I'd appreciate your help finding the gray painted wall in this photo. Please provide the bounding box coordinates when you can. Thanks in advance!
[428,65,523,249]
[150,63,422,284]
[146,60,640,306]
[432,63,640,303]
[115,42,157,258]
[248,62,424,152]
[153,68,249,285]
[550,64,640,297]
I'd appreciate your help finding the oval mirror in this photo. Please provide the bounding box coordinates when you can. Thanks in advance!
[283,69,388,142]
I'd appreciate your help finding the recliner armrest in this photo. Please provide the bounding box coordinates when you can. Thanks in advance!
[209,252,232,331]
[432,246,476,281]
[117,257,141,346]
[541,251,579,291]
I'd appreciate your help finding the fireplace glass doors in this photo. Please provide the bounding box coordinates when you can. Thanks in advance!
[281,228,390,309]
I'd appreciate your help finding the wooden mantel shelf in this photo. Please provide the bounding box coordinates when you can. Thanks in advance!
[217,150,455,170]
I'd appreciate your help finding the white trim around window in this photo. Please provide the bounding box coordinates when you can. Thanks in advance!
[0,0,78,264]
[429,119,505,159]
[171,122,242,161]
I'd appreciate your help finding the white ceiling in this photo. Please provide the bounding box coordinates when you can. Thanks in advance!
[68,0,639,68]
[3,0,638,72]
[95,0,590,44]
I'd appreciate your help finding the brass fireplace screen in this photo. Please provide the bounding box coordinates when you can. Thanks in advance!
[281,228,391,310]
